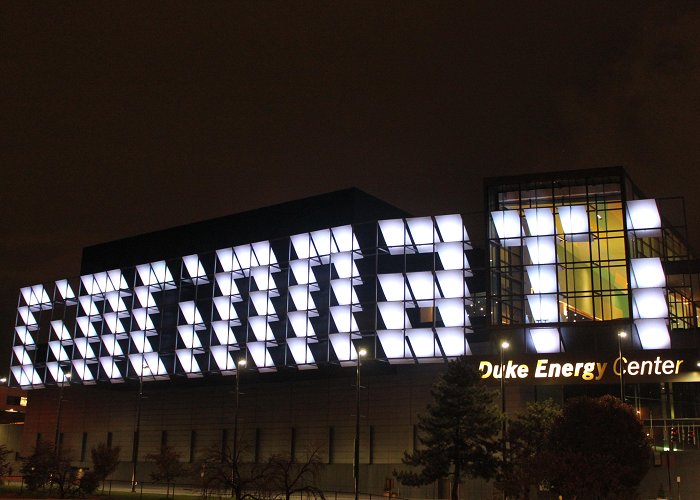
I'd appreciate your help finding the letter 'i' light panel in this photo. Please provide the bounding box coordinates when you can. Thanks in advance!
[11,216,473,387]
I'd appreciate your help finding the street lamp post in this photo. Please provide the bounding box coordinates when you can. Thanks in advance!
[131,361,145,492]
[499,340,509,500]
[232,358,247,498]
[618,331,627,401]
[54,372,71,454]
[499,341,509,437]
[354,348,367,500]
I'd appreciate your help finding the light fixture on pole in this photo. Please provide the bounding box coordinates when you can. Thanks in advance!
[232,358,247,497]
[54,372,71,453]
[354,348,367,500]
[618,331,627,401]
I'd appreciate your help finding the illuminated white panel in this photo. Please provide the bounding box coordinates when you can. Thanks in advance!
[46,363,69,384]
[436,328,469,357]
[290,259,317,285]
[13,346,32,365]
[55,279,76,300]
[529,328,562,353]
[80,274,101,295]
[129,352,167,377]
[435,214,466,243]
[626,199,662,237]
[524,208,555,236]
[234,244,253,270]
[289,285,315,311]
[132,309,156,332]
[252,241,277,267]
[48,341,69,362]
[378,274,407,302]
[94,272,110,293]
[632,288,668,319]
[526,295,559,323]
[332,225,359,252]
[179,301,204,325]
[216,248,235,272]
[99,357,123,379]
[287,337,316,367]
[311,229,334,256]
[558,205,589,241]
[406,329,439,359]
[50,320,72,341]
[491,210,522,245]
[330,306,359,333]
[331,279,359,306]
[524,237,557,265]
[15,326,35,346]
[12,365,42,387]
[176,349,202,376]
[436,270,467,298]
[331,252,360,279]
[74,337,96,359]
[329,333,358,364]
[251,266,276,291]
[436,298,468,327]
[17,306,37,327]
[183,254,205,278]
[378,302,410,330]
[436,242,466,270]
[79,296,100,316]
[107,269,129,290]
[291,234,313,259]
[101,334,124,356]
[288,311,315,337]
[407,217,436,248]
[247,342,276,371]
[212,321,237,345]
[213,296,239,322]
[129,331,154,353]
[249,316,275,342]
[178,326,203,348]
[76,317,98,337]
[71,360,95,383]
[630,258,666,289]
[379,219,406,254]
[103,312,126,334]
[249,291,274,316]
[210,345,236,372]
[134,287,157,309]
[21,285,51,307]
[634,319,671,350]
[105,291,128,314]
[136,261,173,286]
[215,273,241,297]
[526,265,558,294]
[407,272,437,301]
[377,330,408,360]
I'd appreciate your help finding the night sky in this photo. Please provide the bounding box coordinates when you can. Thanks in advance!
[2,2,700,375]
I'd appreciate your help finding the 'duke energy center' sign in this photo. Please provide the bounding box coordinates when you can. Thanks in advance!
[478,352,693,384]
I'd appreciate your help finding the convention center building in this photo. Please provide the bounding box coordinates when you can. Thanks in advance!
[8,167,700,496]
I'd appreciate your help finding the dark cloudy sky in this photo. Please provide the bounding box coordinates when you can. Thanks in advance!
[2,2,700,374]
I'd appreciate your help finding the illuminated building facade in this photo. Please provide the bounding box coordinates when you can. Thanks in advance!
[7,168,700,496]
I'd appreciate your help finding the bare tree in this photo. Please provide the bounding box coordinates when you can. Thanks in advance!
[146,445,188,499]
[255,448,326,500]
